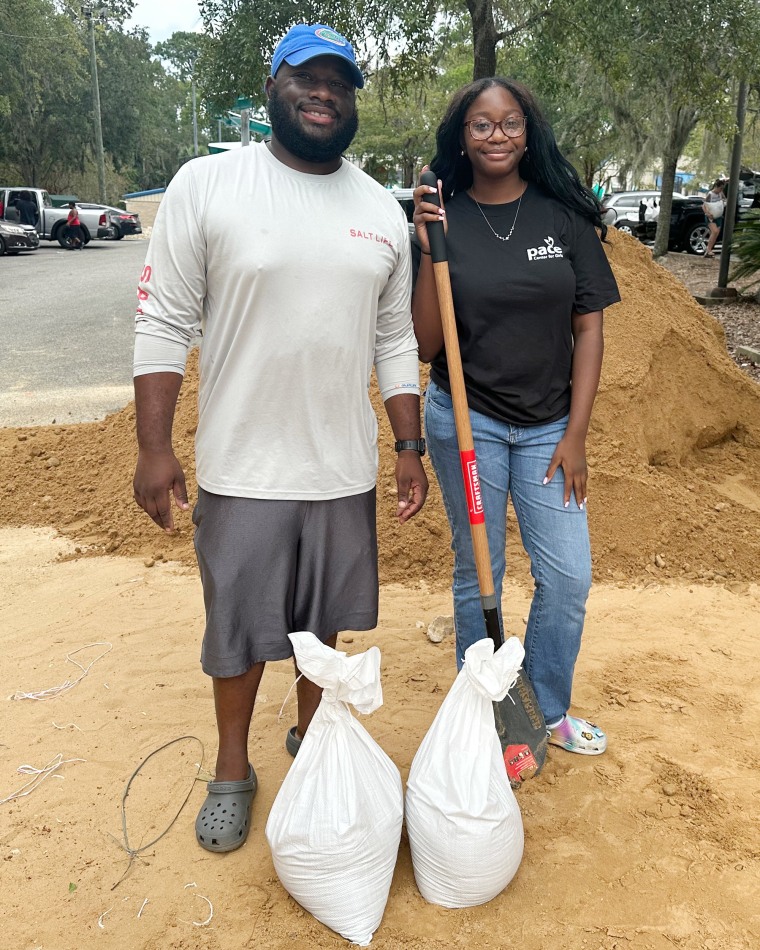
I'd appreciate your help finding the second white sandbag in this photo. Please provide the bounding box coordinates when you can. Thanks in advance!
[265,631,403,946]
[405,636,526,908]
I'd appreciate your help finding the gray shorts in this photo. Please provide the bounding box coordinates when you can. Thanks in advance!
[193,487,378,677]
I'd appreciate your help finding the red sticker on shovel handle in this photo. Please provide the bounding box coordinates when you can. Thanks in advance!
[460,450,485,524]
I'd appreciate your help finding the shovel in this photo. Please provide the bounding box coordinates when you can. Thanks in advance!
[419,169,547,786]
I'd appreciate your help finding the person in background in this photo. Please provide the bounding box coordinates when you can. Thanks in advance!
[65,201,84,249]
[412,76,620,758]
[702,179,726,258]
[132,23,427,853]
[16,191,39,229]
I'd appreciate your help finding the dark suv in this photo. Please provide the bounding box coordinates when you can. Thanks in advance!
[630,195,731,255]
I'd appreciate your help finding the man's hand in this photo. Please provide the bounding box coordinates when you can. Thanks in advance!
[133,448,190,532]
[395,452,428,523]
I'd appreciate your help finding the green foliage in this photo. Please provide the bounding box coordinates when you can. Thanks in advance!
[58,1,137,27]
[0,2,205,196]
[501,33,611,187]
[0,0,91,185]
[155,30,205,82]
[197,0,438,112]
[352,32,474,185]
[96,27,162,171]
[541,0,760,255]
[729,210,760,289]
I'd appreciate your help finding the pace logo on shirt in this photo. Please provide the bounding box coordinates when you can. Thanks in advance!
[526,236,564,261]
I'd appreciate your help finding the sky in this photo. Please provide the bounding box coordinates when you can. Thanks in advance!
[125,0,203,45]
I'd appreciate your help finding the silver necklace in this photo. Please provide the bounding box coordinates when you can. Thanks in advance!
[470,185,526,242]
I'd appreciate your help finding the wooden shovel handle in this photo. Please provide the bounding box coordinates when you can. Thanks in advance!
[419,171,496,604]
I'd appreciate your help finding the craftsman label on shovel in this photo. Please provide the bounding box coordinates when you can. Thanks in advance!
[460,450,485,525]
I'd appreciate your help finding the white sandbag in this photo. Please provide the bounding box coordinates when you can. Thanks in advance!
[405,636,525,908]
[265,631,403,946]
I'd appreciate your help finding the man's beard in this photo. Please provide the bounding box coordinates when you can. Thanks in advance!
[267,86,359,164]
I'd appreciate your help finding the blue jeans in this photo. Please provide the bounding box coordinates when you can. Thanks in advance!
[424,379,592,723]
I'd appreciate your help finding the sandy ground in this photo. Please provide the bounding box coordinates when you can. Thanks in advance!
[2,526,759,950]
[3,232,760,948]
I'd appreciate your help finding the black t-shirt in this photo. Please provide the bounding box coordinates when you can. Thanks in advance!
[414,184,621,426]
[17,198,38,227]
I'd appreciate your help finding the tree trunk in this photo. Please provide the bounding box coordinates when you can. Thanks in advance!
[653,105,698,258]
[465,0,498,79]
[653,148,678,259]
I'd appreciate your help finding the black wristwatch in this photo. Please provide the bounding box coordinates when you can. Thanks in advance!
[394,438,426,457]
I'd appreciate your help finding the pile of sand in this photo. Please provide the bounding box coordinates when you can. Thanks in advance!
[1,229,759,585]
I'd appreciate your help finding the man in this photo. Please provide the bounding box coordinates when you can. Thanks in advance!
[132,23,427,853]
[16,191,39,228]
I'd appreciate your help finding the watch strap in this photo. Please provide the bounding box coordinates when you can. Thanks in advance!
[394,438,426,456]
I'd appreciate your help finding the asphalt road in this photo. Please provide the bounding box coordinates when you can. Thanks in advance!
[0,238,148,427]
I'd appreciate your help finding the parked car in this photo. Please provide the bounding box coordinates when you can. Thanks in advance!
[0,187,113,247]
[601,190,685,234]
[0,220,39,255]
[76,203,142,239]
[631,195,750,255]
[390,187,415,236]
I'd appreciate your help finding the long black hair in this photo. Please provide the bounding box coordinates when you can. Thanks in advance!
[430,77,606,236]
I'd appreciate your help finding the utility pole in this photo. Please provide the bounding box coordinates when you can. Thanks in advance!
[190,53,199,157]
[712,78,748,297]
[82,4,107,203]
[235,96,252,147]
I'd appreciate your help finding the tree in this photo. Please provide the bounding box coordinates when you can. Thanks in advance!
[500,28,620,189]
[155,30,205,82]
[58,0,137,26]
[0,0,91,185]
[96,27,164,173]
[0,1,209,195]
[196,0,438,112]
[464,0,554,80]
[351,32,473,185]
[560,0,760,256]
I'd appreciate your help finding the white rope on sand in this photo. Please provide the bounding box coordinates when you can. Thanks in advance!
[137,898,149,918]
[0,753,86,805]
[182,883,214,927]
[277,672,304,722]
[97,907,113,929]
[11,642,113,701]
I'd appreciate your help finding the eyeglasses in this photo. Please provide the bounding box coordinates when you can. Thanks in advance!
[464,116,527,140]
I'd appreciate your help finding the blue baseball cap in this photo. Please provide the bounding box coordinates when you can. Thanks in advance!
[271,24,364,89]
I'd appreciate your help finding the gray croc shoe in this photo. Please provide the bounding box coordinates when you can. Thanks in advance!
[285,726,302,758]
[195,763,257,852]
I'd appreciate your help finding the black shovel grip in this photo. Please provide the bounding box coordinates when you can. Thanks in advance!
[419,169,447,264]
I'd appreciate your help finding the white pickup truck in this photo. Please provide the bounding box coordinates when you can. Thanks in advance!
[0,186,114,247]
